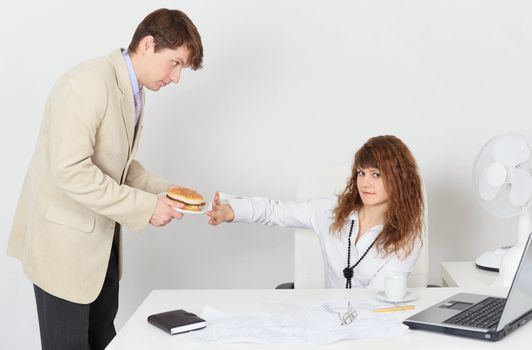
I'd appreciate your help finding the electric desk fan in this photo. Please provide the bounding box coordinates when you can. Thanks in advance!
[473,132,532,286]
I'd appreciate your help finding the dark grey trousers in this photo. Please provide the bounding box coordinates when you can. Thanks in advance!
[33,228,119,350]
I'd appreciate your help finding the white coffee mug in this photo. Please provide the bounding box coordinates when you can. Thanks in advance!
[384,275,407,300]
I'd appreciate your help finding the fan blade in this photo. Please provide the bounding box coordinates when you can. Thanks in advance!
[492,136,530,167]
[485,162,507,188]
[479,166,501,201]
[509,169,532,207]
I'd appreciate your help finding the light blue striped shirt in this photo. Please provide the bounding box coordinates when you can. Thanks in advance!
[122,49,142,123]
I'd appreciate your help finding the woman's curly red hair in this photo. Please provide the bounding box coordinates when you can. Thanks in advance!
[331,135,424,258]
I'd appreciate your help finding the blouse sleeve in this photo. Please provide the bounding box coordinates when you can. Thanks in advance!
[221,192,333,232]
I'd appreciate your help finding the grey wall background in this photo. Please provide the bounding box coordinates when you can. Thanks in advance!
[1,0,532,348]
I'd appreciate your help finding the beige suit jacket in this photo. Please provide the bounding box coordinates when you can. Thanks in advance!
[8,49,171,304]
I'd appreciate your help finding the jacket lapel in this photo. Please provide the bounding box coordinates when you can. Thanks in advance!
[108,49,135,154]
[131,90,145,156]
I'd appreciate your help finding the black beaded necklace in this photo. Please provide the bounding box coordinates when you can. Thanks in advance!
[343,220,377,289]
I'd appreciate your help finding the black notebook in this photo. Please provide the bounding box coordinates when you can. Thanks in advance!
[147,309,206,335]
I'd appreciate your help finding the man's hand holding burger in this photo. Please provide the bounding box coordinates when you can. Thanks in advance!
[149,186,184,227]
[206,191,235,225]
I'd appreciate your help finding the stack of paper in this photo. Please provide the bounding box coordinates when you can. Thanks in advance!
[187,299,416,344]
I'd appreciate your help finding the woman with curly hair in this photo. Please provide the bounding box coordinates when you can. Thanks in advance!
[207,135,424,289]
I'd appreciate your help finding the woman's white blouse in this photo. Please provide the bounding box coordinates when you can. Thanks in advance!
[222,194,421,290]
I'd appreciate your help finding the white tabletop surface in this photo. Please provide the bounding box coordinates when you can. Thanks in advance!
[107,287,530,350]
[441,262,498,288]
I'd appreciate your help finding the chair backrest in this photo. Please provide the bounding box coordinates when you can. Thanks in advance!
[293,166,429,288]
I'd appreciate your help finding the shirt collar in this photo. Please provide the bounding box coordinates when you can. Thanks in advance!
[348,211,359,222]
[347,211,384,233]
[121,49,141,96]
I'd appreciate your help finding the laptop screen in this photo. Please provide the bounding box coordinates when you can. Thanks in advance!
[497,234,532,331]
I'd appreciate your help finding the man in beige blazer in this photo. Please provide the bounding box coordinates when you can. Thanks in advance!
[7,8,204,350]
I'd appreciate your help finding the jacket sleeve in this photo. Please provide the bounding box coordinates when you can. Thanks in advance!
[47,70,157,231]
[124,159,172,194]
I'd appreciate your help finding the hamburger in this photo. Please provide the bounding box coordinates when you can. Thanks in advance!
[166,187,206,212]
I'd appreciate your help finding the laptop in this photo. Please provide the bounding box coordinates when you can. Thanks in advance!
[404,233,532,341]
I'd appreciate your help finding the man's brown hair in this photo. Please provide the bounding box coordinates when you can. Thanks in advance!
[128,8,203,70]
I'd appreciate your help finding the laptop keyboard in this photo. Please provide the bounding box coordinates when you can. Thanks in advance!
[444,297,506,329]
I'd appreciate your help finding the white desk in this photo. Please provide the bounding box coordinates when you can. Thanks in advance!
[441,262,498,288]
[107,287,529,349]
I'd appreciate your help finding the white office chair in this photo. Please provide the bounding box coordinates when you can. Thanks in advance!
[284,166,429,289]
